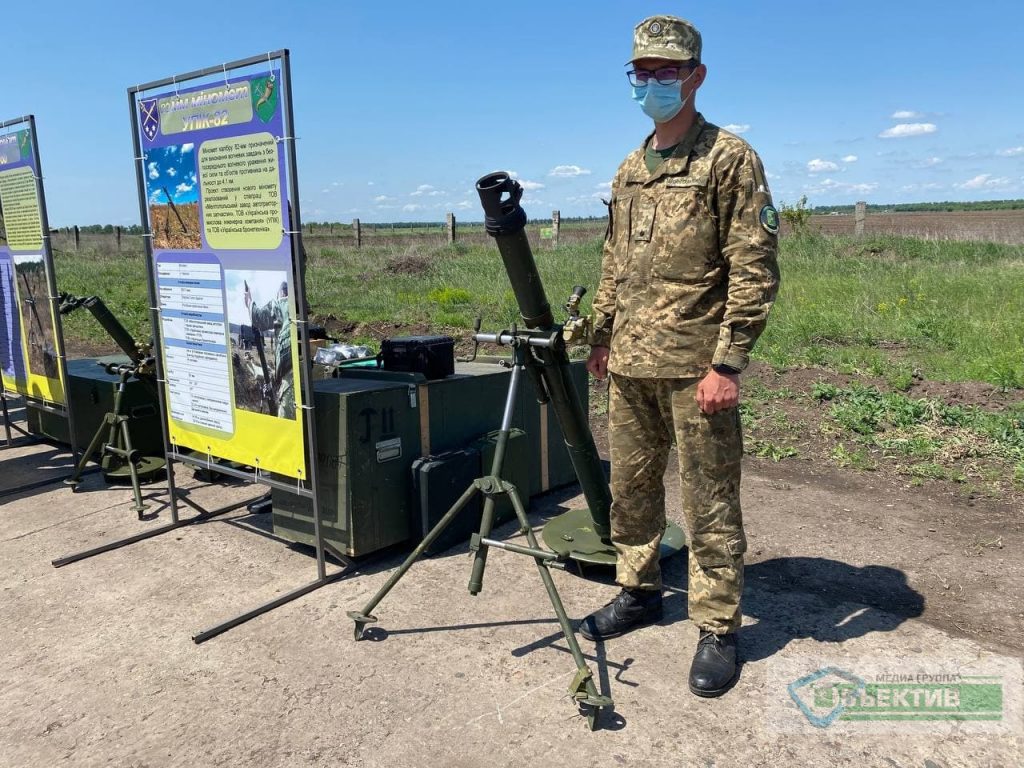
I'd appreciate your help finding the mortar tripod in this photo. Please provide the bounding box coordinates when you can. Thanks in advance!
[348,327,613,729]
[66,361,163,519]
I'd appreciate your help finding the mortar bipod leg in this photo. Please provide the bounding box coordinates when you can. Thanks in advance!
[66,410,111,491]
[505,482,614,730]
[467,359,522,595]
[117,407,148,519]
[347,481,481,640]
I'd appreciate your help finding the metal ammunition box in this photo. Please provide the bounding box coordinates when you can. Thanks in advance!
[25,355,163,457]
[271,360,589,558]
[270,377,420,557]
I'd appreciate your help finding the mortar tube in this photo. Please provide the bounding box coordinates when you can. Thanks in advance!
[476,172,611,539]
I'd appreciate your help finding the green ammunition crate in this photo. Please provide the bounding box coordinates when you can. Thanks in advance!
[271,377,420,557]
[412,428,529,556]
[25,355,163,458]
[338,359,588,499]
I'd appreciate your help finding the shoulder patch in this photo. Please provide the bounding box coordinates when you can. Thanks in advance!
[759,204,780,235]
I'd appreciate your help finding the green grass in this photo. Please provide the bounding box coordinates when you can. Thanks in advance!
[759,233,1024,388]
[53,231,1024,390]
[813,382,1024,486]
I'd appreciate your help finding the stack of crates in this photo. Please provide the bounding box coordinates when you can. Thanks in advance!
[270,359,589,557]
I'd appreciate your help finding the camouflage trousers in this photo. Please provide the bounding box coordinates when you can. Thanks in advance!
[608,373,746,634]
[276,372,296,420]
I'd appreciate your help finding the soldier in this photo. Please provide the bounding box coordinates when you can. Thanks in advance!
[581,15,780,698]
[245,279,296,419]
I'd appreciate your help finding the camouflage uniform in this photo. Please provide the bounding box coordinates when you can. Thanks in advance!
[591,115,780,634]
[250,296,296,419]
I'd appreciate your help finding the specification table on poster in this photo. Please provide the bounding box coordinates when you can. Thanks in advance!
[157,260,234,434]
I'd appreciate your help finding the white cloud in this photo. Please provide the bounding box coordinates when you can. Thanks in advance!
[402,203,425,212]
[454,200,472,209]
[374,195,395,203]
[548,164,591,177]
[321,188,330,193]
[596,181,612,190]
[891,110,924,120]
[411,184,442,197]
[518,180,545,191]
[919,156,943,167]
[147,162,159,180]
[166,167,177,177]
[956,174,1012,190]
[998,146,1024,157]
[806,178,878,196]
[722,123,750,134]
[841,155,858,163]
[367,181,375,186]
[148,189,163,204]
[879,123,937,139]
[175,182,193,194]
[181,143,194,153]
[807,159,839,173]
[331,181,342,186]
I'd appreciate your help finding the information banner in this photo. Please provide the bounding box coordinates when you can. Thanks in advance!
[0,122,64,403]
[133,63,305,478]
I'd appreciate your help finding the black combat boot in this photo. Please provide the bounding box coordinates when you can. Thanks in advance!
[688,630,738,697]
[579,588,663,641]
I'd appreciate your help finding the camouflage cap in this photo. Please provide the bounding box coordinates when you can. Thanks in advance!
[630,15,702,64]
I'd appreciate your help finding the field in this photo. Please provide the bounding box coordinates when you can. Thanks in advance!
[149,202,201,250]
[804,208,1024,244]
[51,213,1024,504]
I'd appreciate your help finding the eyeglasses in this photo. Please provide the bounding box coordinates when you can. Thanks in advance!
[626,66,692,87]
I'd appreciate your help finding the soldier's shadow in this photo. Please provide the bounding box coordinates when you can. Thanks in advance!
[659,554,925,663]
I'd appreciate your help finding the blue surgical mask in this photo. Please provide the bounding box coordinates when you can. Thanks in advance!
[632,70,697,123]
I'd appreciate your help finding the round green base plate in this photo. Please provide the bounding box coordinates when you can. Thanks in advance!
[542,507,686,566]
[103,455,166,483]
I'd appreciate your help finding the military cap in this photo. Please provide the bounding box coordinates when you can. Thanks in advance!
[630,15,702,63]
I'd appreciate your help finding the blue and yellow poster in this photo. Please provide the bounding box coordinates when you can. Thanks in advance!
[0,125,64,405]
[136,66,306,479]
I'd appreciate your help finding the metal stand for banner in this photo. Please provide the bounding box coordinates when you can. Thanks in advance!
[50,51,351,643]
[0,114,82,492]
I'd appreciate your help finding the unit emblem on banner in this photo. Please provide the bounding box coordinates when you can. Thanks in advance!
[139,98,160,142]
[251,76,278,123]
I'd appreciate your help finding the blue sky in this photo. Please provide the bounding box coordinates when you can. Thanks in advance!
[144,145,199,206]
[8,1,1024,224]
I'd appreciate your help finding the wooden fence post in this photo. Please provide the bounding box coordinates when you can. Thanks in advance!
[854,201,866,236]
[73,225,80,252]
[446,213,455,245]
[116,226,121,251]
[552,210,560,247]
[353,218,361,248]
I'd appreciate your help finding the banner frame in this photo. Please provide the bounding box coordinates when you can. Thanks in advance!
[50,51,348,643]
[0,114,81,480]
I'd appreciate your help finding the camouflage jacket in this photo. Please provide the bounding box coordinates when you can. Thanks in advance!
[250,296,293,378]
[591,114,780,377]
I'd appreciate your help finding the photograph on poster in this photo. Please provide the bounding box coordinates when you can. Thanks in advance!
[224,268,295,420]
[146,143,201,250]
[0,200,7,246]
[13,254,58,379]
[0,258,17,379]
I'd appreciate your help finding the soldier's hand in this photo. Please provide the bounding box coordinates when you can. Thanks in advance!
[586,346,610,380]
[697,369,740,414]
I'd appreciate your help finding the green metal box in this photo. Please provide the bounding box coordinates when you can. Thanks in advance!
[271,377,420,556]
[272,360,590,558]
[25,355,163,457]
[338,359,588,499]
